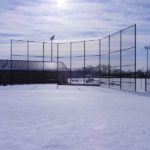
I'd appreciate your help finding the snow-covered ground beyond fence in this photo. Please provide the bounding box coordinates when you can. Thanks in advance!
[0,84,150,150]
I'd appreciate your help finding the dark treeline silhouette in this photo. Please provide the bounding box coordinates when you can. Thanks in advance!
[66,64,149,78]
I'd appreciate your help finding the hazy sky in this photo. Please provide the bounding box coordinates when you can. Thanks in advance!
[0,0,149,42]
[0,0,150,68]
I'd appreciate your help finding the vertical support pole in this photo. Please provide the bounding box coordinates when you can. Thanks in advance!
[43,42,45,84]
[108,36,110,88]
[84,41,86,85]
[147,49,149,74]
[10,39,13,85]
[57,43,59,88]
[135,24,137,92]
[145,69,147,92]
[27,41,29,84]
[145,49,148,92]
[120,31,122,90]
[70,42,72,84]
[99,39,101,86]
[51,40,53,62]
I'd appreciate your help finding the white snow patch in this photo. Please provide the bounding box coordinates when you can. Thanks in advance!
[0,84,150,150]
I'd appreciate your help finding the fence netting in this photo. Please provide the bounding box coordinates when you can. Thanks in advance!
[58,25,136,91]
[0,25,137,91]
[0,40,67,84]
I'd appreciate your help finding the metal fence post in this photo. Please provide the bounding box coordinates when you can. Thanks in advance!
[108,36,110,88]
[57,43,59,88]
[51,40,53,62]
[135,24,137,91]
[27,41,29,84]
[70,42,72,84]
[145,74,147,92]
[84,41,86,85]
[145,49,148,92]
[10,39,13,85]
[43,42,45,84]
[99,39,101,86]
[120,31,122,90]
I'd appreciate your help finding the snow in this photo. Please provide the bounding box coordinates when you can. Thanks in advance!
[69,78,148,92]
[0,84,150,150]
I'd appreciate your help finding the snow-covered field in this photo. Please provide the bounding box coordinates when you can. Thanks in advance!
[0,84,150,150]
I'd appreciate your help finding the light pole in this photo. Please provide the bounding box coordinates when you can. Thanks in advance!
[50,35,55,62]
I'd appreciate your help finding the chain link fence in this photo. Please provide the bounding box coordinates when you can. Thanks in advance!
[0,24,138,92]
[0,40,67,85]
[58,24,136,91]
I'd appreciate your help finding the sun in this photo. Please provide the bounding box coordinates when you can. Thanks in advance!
[56,0,67,9]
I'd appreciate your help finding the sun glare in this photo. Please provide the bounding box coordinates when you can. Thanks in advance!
[56,0,67,9]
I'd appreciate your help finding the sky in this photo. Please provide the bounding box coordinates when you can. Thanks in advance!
[0,0,150,69]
